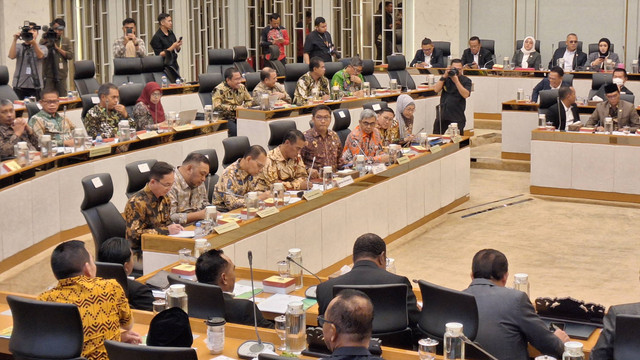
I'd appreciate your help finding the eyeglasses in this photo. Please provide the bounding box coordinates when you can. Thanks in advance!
[317,315,334,327]
[314,115,331,121]
[151,92,162,98]
[361,121,376,127]
[41,100,60,105]
[568,40,578,44]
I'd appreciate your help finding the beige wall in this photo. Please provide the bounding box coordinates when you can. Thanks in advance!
[408,0,462,60]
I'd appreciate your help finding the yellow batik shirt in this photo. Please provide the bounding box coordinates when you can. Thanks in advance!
[256,146,308,191]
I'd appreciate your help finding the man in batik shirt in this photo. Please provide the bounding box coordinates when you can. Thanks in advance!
[168,152,210,225]
[293,56,330,105]
[342,109,389,165]
[252,67,291,105]
[375,107,400,146]
[301,104,344,175]
[212,67,252,137]
[28,89,75,146]
[256,129,311,191]
[83,83,134,138]
[0,99,39,158]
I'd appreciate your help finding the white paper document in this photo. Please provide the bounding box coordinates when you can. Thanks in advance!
[257,293,305,314]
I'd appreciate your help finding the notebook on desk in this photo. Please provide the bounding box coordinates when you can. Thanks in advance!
[540,317,601,340]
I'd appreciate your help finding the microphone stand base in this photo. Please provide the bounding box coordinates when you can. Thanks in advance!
[237,340,276,359]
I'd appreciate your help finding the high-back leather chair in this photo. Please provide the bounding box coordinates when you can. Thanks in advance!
[386,55,416,90]
[266,45,286,76]
[363,101,388,112]
[105,340,198,360]
[167,274,226,319]
[191,149,219,203]
[95,261,129,292]
[81,93,99,120]
[588,43,614,55]
[332,108,351,148]
[244,72,261,93]
[26,102,41,119]
[361,59,381,89]
[0,65,19,101]
[222,136,250,168]
[324,62,344,81]
[563,73,574,86]
[589,72,612,99]
[613,314,640,360]
[268,120,297,150]
[516,39,541,53]
[73,60,100,96]
[233,46,254,74]
[80,173,127,252]
[284,63,309,99]
[198,72,224,108]
[621,93,635,105]
[141,56,166,84]
[207,49,235,75]
[538,89,560,117]
[125,159,157,198]
[480,39,495,56]
[113,58,144,85]
[118,83,145,117]
[433,41,451,65]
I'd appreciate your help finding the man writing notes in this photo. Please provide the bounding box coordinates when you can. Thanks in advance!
[301,105,345,174]
[256,129,310,191]
[252,67,291,104]
[586,83,640,132]
[168,152,211,225]
[409,37,444,68]
[342,109,389,166]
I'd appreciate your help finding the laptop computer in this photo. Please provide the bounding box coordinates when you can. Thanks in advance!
[178,109,197,125]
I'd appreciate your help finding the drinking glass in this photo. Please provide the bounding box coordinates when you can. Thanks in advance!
[152,299,166,314]
[283,192,292,204]
[277,260,289,278]
[418,338,438,360]
[274,315,287,351]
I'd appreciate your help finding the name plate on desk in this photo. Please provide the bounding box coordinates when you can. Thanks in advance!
[214,221,240,234]
[137,131,158,140]
[372,163,387,174]
[89,145,111,157]
[257,206,280,218]
[173,125,194,132]
[452,135,462,144]
[397,156,410,165]
[303,189,323,201]
[430,145,442,154]
[335,176,355,188]
[2,160,21,173]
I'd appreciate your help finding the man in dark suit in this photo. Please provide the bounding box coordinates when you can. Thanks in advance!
[592,68,634,101]
[195,249,274,328]
[460,36,494,69]
[548,33,587,71]
[463,249,569,360]
[591,302,640,360]
[545,86,581,131]
[409,37,444,68]
[316,233,420,328]
[586,83,640,132]
[531,66,569,103]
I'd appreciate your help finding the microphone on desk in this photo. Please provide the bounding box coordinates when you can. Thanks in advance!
[460,334,499,360]
[237,250,275,359]
[482,58,495,70]
[352,138,373,163]
[305,156,316,190]
[286,254,322,299]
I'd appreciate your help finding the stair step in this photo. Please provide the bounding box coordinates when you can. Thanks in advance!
[475,119,502,130]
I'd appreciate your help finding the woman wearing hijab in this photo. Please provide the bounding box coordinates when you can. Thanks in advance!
[588,38,620,70]
[395,94,416,144]
[511,36,541,69]
[132,82,166,130]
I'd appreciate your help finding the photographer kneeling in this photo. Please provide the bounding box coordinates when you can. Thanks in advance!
[8,21,48,100]
[41,18,74,97]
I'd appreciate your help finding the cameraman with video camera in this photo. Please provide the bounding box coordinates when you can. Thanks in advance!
[41,18,74,97]
[8,21,48,100]
[432,58,472,134]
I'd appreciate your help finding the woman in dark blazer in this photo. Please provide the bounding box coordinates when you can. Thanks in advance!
[511,36,541,69]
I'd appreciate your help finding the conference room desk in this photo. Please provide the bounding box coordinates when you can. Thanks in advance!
[142,138,471,275]
[530,130,640,204]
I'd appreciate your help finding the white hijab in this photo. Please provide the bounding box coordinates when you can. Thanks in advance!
[520,36,536,68]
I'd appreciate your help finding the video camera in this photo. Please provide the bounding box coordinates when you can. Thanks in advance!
[19,21,41,42]
[41,23,60,42]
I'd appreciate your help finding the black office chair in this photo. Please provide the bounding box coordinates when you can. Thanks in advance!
[198,72,224,108]
[284,63,310,100]
[95,261,129,292]
[141,56,166,84]
[387,54,416,90]
[244,71,261,93]
[105,340,197,360]
[563,73,574,86]
[81,93,99,120]
[113,57,144,85]
[26,102,41,119]
[233,46,254,74]
[621,93,635,105]
[516,39,541,53]
[73,60,100,96]
[0,65,19,101]
[191,149,220,203]
[589,72,612,99]
[538,89,559,117]
[588,43,614,55]
[80,173,127,253]
[332,109,351,148]
[433,41,451,66]
[8,295,84,360]
[480,39,495,56]
[207,49,235,75]
[361,59,381,89]
[557,41,583,53]
[268,120,297,150]
[339,57,352,68]
[125,159,157,198]
[613,314,640,360]
[324,62,345,81]
[266,45,286,76]
[363,101,388,112]
[118,83,145,117]
[333,284,412,349]
[222,136,250,168]
[167,274,226,319]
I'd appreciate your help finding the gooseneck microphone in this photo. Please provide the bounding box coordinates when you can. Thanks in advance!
[306,156,316,190]
[286,255,322,299]
[460,334,499,360]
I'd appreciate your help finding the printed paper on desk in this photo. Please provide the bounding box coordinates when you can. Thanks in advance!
[91,177,103,188]
[137,163,150,173]
[257,294,305,314]
[169,230,195,238]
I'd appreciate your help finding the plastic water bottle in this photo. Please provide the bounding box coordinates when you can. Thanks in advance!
[95,135,103,145]
[562,341,584,360]
[194,221,204,238]
[285,301,306,354]
[444,322,464,360]
[166,284,188,313]
[162,76,168,88]
[356,154,366,177]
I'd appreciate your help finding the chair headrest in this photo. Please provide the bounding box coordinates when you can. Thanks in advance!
[80,173,114,210]
[74,60,96,79]
[0,65,10,85]
[285,63,309,81]
[113,58,143,75]
[141,56,165,72]
[118,83,145,106]
[208,49,234,65]
[198,73,223,93]
[146,307,193,347]
[233,46,248,62]
[268,45,280,59]
[361,59,375,76]
[387,55,407,71]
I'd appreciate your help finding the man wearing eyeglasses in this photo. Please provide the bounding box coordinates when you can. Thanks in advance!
[0,98,40,158]
[342,109,389,166]
[28,89,75,146]
[331,56,365,96]
[301,105,345,176]
[549,33,587,71]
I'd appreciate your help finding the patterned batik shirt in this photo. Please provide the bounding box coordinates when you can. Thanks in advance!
[83,105,135,139]
[28,110,75,146]
[342,125,386,165]
[377,119,400,145]
[124,183,172,252]
[0,123,40,158]
[256,146,309,191]
[212,159,259,211]
[168,167,210,224]
[293,72,330,106]
[252,81,292,105]
[301,127,345,172]
[112,36,147,58]
[38,276,133,360]
[211,82,253,121]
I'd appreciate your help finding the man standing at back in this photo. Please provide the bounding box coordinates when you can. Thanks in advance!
[463,249,569,360]
[38,240,141,360]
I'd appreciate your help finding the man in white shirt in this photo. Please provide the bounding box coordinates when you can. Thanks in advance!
[546,86,581,131]
[549,33,587,71]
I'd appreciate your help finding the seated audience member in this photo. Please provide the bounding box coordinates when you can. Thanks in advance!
[132,82,165,130]
[331,56,364,95]
[301,104,345,173]
[342,109,389,165]
[463,249,569,360]
[84,83,134,139]
[213,145,270,211]
[461,36,493,69]
[546,86,581,131]
[409,37,444,68]
[0,99,39,158]
[590,301,640,360]
[531,66,568,103]
[396,94,416,144]
[252,67,291,104]
[320,289,382,360]
[549,33,587,71]
[587,38,620,70]
[586,83,640,132]
[97,237,154,311]
[260,13,290,65]
[376,107,399,145]
[125,161,183,257]
[316,233,420,328]
[256,129,310,191]
[38,240,142,360]
[433,59,472,134]
[195,249,274,328]
[112,18,147,58]
[212,67,252,137]
[28,89,75,147]
[592,68,633,100]
[168,152,210,225]
[293,56,330,106]
[511,36,541,70]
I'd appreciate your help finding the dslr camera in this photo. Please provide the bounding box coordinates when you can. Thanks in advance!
[19,21,41,42]
[447,67,459,77]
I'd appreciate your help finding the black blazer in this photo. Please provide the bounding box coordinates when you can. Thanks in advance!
[223,293,274,328]
[461,47,494,68]
[127,279,155,311]
[315,260,420,327]
[546,101,580,130]
[409,48,445,68]
[548,47,587,70]
[511,50,541,70]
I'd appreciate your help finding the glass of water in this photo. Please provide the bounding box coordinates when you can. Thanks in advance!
[274,315,286,351]
[277,260,289,278]
[418,338,438,360]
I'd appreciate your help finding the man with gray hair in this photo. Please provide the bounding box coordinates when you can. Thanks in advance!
[83,83,135,138]
[0,98,39,158]
[331,56,364,95]
[342,109,389,166]
[252,67,291,105]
